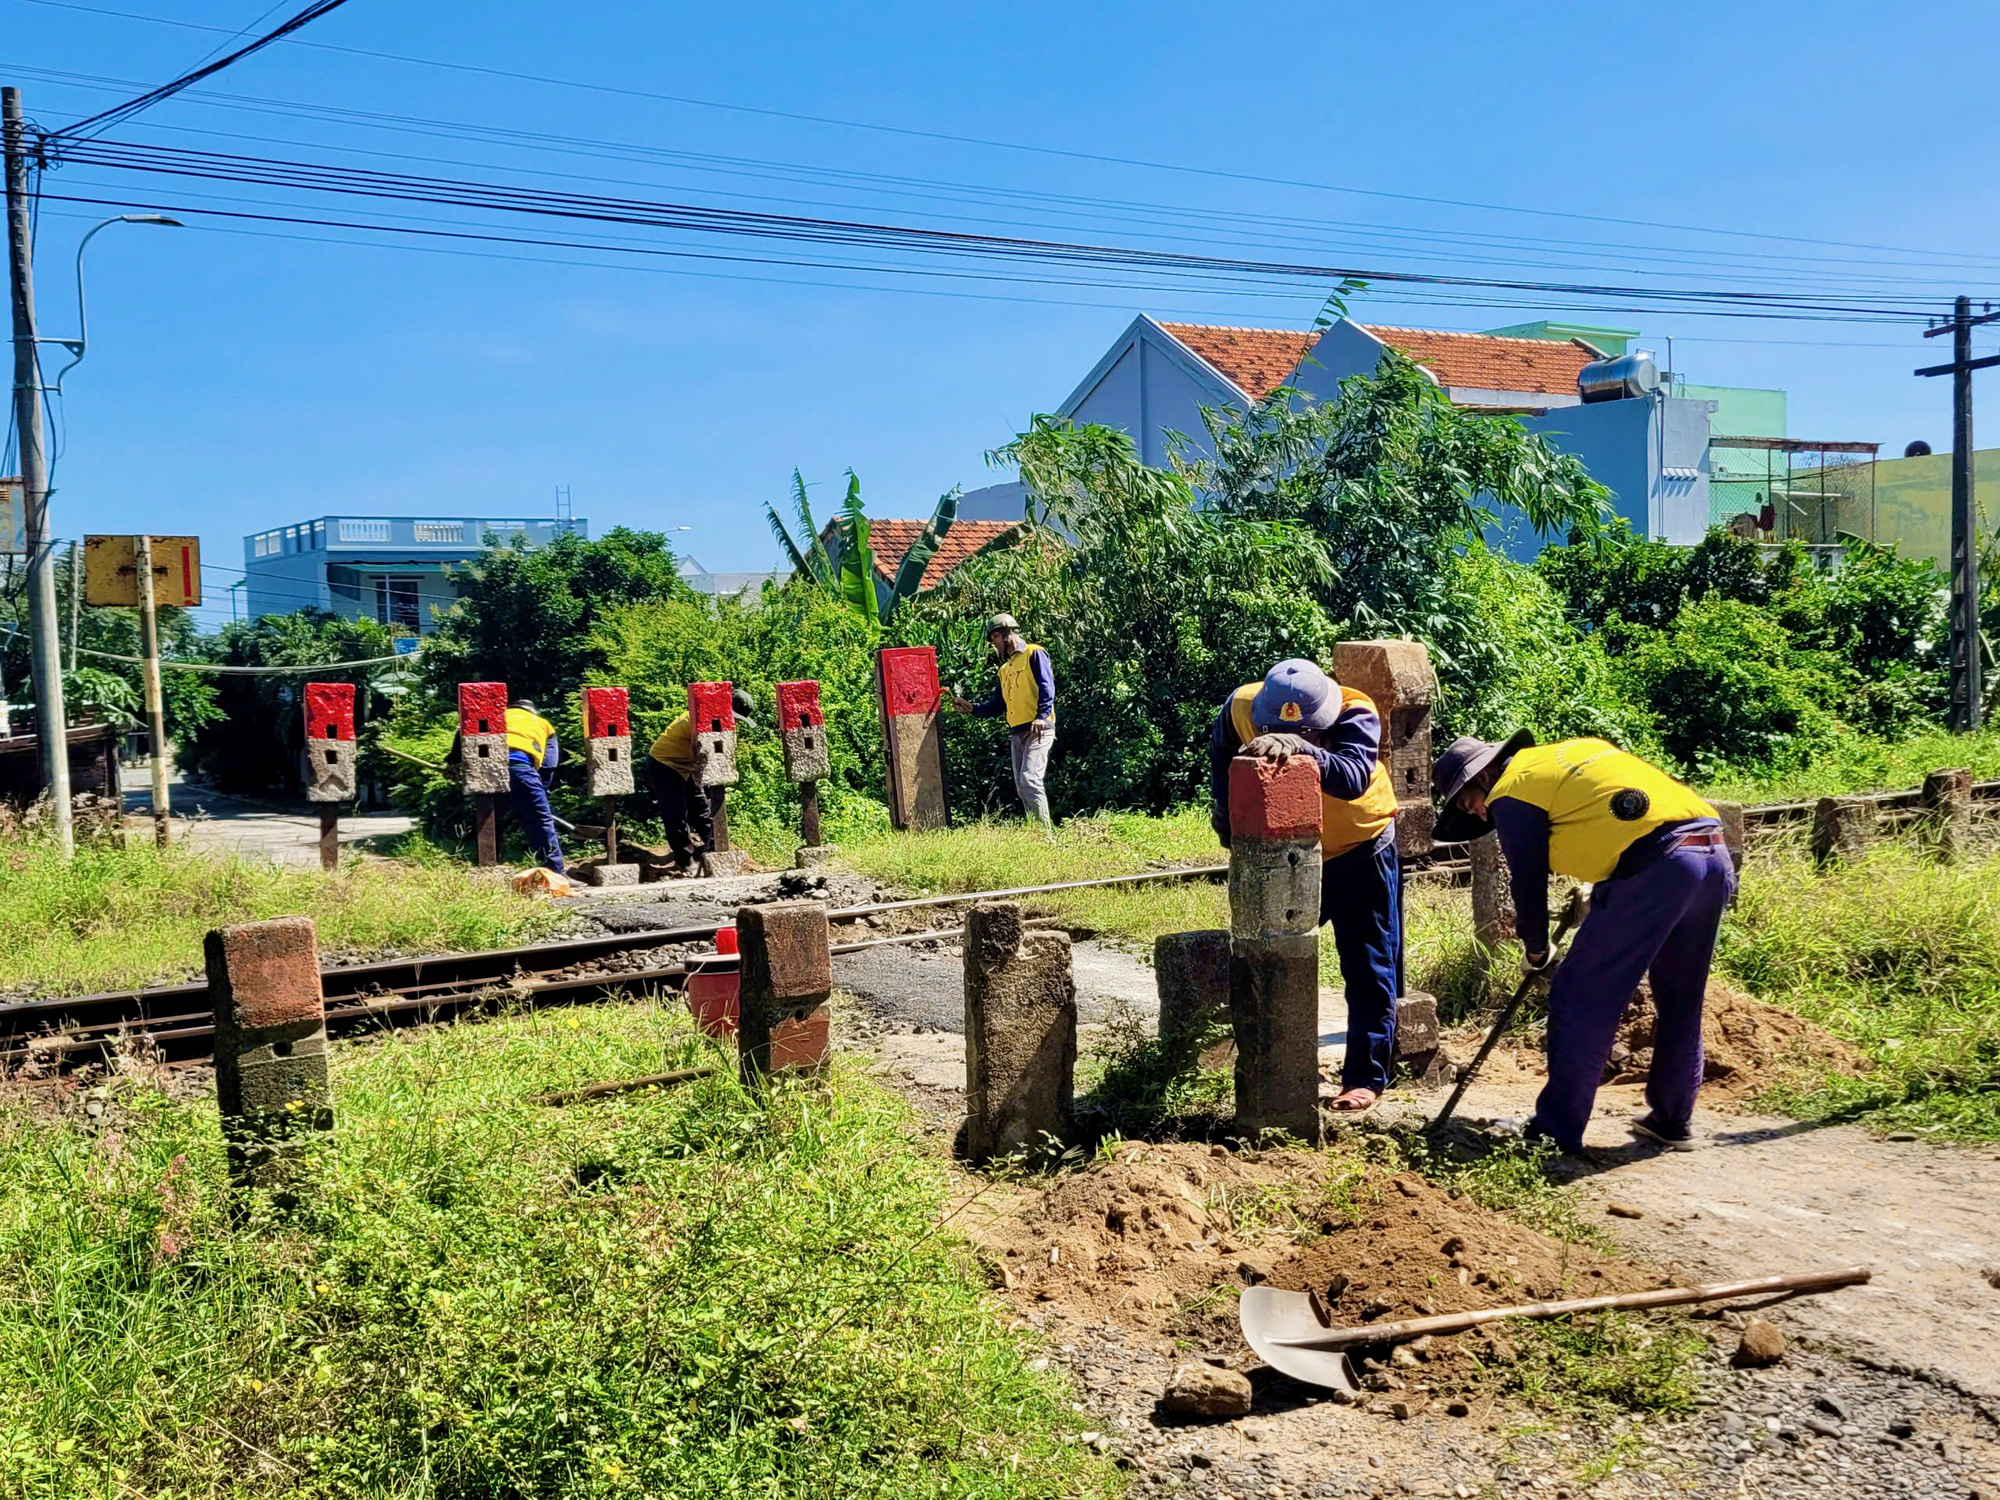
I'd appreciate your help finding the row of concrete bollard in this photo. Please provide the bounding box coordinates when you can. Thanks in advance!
[1813,768,1974,867]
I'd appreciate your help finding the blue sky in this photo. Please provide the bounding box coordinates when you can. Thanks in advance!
[7,0,2000,629]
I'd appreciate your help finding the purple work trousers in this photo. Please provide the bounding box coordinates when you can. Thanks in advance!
[1532,837,1736,1152]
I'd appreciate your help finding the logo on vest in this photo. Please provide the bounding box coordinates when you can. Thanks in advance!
[1610,788,1651,822]
[1279,701,1303,722]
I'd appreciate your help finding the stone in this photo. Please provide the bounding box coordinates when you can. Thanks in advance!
[1811,796,1874,869]
[736,901,833,1082]
[579,861,640,887]
[1393,991,1447,1085]
[699,850,749,878]
[583,736,635,798]
[1804,1417,1841,1439]
[459,733,511,794]
[1814,1395,1849,1421]
[206,917,332,1189]
[1333,639,1437,859]
[1155,930,1234,1069]
[1231,932,1322,1146]
[1887,1419,1914,1439]
[1445,1402,1470,1418]
[879,647,948,831]
[1920,766,1972,862]
[1606,1200,1645,1219]
[1733,1318,1787,1368]
[962,903,1076,1161]
[793,845,837,869]
[1161,1363,1252,1419]
[304,737,355,803]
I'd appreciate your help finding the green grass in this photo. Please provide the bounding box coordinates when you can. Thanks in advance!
[0,999,1118,1499]
[1696,725,2000,803]
[0,834,563,995]
[1716,841,2000,1138]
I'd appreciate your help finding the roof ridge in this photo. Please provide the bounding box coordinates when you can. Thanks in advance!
[1356,322,1600,350]
[1155,319,1316,336]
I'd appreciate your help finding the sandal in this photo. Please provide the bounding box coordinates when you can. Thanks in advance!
[1329,1088,1379,1114]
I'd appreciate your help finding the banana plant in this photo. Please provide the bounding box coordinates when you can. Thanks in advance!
[765,470,963,626]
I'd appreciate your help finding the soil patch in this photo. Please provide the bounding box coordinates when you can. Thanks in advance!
[1609,981,1863,1099]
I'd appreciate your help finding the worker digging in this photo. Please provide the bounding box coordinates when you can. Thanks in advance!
[950,612,1057,828]
[646,687,756,875]
[1433,731,1735,1156]
[1209,657,1402,1116]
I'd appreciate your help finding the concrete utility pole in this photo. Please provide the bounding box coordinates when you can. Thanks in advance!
[1917,295,2000,732]
[5,86,72,854]
[134,532,171,844]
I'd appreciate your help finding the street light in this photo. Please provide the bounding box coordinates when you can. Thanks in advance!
[45,213,184,392]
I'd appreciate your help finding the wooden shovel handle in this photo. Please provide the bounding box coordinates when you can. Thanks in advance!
[1268,1266,1872,1349]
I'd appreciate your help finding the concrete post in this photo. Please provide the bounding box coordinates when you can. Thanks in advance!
[1332,639,1436,859]
[206,917,332,1191]
[778,679,835,865]
[1226,755,1323,1146]
[303,682,355,871]
[580,686,638,886]
[688,682,739,787]
[1811,796,1875,869]
[457,682,510,793]
[736,900,833,1084]
[962,902,1075,1161]
[1468,831,1515,990]
[1709,799,1746,875]
[1392,991,1445,1086]
[1920,767,1973,862]
[878,647,948,831]
[1155,929,1234,1070]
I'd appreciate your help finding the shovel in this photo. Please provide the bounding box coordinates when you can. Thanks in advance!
[1428,886,1587,1135]
[1241,1266,1871,1394]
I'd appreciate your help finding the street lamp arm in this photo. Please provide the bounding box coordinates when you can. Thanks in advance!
[43,213,182,394]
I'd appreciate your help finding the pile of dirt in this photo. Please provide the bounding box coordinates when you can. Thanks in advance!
[1609,981,1863,1099]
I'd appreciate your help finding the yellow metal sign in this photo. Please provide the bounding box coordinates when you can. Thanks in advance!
[83,535,203,608]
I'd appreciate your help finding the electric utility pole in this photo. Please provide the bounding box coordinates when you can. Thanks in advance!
[1918,295,2000,732]
[5,86,72,854]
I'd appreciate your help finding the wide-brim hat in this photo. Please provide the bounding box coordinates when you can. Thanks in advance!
[1250,659,1341,735]
[1431,729,1535,844]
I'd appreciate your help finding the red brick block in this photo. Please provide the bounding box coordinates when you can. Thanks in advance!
[775,679,823,731]
[458,681,507,736]
[878,647,940,717]
[768,1010,831,1072]
[583,685,629,739]
[1228,755,1322,842]
[303,682,355,742]
[205,917,324,1034]
[687,681,735,734]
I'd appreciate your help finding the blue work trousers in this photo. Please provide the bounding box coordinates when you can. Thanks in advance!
[507,750,565,872]
[1532,837,1736,1152]
[1321,831,1402,1094]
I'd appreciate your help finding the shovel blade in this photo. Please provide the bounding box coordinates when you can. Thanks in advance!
[1239,1287,1361,1395]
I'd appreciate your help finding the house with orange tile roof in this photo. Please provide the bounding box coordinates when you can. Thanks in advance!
[816,516,1022,617]
[951,313,1722,558]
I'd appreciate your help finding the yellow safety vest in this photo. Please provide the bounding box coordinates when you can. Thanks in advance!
[1227,682,1399,858]
[504,707,554,763]
[997,643,1053,729]
[1489,738,1717,882]
[647,713,695,776]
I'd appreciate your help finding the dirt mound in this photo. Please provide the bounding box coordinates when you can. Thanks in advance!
[1610,981,1862,1099]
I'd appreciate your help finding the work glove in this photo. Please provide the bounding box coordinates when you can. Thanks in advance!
[1210,806,1232,850]
[1243,732,1314,763]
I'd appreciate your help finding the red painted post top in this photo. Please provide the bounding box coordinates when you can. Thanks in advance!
[583,686,629,739]
[775,679,823,730]
[688,681,735,733]
[303,682,355,742]
[458,681,507,735]
[1228,754,1323,842]
[878,647,940,717]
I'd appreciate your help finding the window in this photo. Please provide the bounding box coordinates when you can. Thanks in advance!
[339,519,391,543]
[374,576,423,631]
[413,521,465,544]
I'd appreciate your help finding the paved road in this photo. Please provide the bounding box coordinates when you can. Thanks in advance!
[122,766,414,868]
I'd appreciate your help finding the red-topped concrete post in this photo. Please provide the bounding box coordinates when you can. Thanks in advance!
[1227,755,1323,1145]
[207,916,332,1191]
[581,686,637,885]
[688,681,743,873]
[303,682,355,871]
[778,679,834,866]
[877,647,947,831]
[458,681,508,865]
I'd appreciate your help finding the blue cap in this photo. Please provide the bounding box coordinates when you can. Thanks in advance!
[1250,659,1340,734]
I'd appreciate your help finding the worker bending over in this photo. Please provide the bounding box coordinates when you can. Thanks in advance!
[950,613,1056,827]
[503,699,564,873]
[646,688,755,875]
[1209,659,1402,1113]
[1433,733,1734,1154]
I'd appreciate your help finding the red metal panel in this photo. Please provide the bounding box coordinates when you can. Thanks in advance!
[878,647,940,718]
[687,681,735,733]
[775,679,823,730]
[458,681,507,735]
[303,682,356,742]
[583,686,629,740]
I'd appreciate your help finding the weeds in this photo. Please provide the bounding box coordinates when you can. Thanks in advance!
[0,999,1115,1499]
[1501,1313,1706,1417]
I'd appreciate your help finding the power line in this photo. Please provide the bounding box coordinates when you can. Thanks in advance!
[48,0,354,140]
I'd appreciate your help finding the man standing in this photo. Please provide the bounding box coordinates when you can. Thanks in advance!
[1433,733,1734,1154]
[503,698,564,873]
[1209,659,1402,1113]
[646,688,755,874]
[950,614,1056,828]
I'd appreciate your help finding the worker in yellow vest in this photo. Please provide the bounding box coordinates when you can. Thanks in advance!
[645,688,755,874]
[503,699,563,873]
[1209,659,1403,1114]
[949,613,1056,827]
[1433,733,1734,1155]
